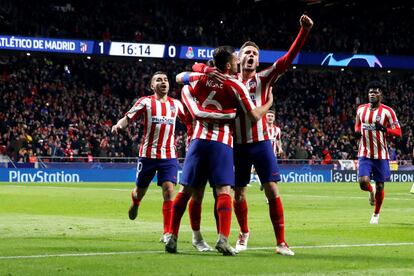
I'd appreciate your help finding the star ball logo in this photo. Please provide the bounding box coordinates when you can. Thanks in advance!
[332,172,343,182]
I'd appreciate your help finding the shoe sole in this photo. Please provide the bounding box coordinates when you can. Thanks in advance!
[215,245,236,256]
[193,242,212,252]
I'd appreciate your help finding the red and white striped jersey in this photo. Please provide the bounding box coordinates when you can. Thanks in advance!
[182,75,255,147]
[234,27,309,144]
[234,65,282,144]
[356,103,400,159]
[126,95,185,159]
[268,124,282,155]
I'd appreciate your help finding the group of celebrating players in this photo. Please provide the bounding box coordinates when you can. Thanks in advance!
[111,14,401,256]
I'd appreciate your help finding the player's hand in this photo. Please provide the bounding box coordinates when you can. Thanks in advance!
[375,122,387,132]
[300,14,313,31]
[206,68,227,83]
[111,125,121,135]
[355,131,362,139]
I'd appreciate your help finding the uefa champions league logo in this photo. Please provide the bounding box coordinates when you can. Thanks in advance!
[332,172,343,182]
[321,53,383,68]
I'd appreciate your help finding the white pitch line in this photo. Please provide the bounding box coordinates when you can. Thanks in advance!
[2,185,412,200]
[1,242,414,260]
[283,194,413,201]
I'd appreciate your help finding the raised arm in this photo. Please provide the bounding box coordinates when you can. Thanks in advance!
[274,14,313,73]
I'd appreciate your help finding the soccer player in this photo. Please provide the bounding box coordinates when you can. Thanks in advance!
[355,80,402,224]
[191,15,313,256]
[111,71,186,243]
[266,109,283,157]
[165,46,273,256]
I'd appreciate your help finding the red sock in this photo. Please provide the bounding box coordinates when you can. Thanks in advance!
[189,199,202,231]
[216,193,232,238]
[162,200,173,234]
[214,197,219,234]
[234,199,249,233]
[374,189,384,214]
[269,197,285,245]
[169,192,191,236]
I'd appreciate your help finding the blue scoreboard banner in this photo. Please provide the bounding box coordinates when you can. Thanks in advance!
[1,34,414,70]
[0,35,94,54]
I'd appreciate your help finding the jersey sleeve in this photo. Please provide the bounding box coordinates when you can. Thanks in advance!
[385,107,402,137]
[258,27,309,85]
[125,97,147,121]
[175,99,187,122]
[181,85,236,120]
[228,78,256,113]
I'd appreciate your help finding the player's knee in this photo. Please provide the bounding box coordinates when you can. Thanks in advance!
[233,187,246,202]
[162,182,175,200]
[191,190,204,202]
[359,177,370,188]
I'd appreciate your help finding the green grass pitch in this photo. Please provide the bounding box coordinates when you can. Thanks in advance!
[1,181,413,275]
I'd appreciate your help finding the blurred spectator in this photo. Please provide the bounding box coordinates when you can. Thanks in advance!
[0,54,412,163]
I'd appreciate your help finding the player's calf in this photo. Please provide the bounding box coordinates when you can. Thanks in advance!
[128,188,140,220]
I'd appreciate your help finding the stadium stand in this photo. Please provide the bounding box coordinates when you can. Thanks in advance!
[1,54,412,163]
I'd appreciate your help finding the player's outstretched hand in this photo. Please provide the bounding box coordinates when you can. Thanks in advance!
[111,125,121,135]
[300,14,313,31]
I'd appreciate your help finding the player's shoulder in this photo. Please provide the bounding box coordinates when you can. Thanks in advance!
[134,95,152,105]
[380,103,395,112]
[356,103,369,111]
[225,77,246,90]
[170,97,183,106]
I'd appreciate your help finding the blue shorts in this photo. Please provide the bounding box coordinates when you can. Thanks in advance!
[234,140,281,187]
[358,157,390,183]
[181,139,234,187]
[135,157,178,188]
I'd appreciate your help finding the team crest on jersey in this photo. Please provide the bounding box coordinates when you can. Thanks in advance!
[375,115,381,122]
[170,106,176,113]
[247,80,257,89]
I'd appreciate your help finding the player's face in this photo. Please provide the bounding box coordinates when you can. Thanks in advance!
[266,112,275,124]
[151,74,169,96]
[239,46,259,71]
[229,54,238,74]
[368,88,382,104]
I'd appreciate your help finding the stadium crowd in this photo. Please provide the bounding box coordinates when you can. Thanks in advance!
[0,0,413,55]
[1,55,413,163]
